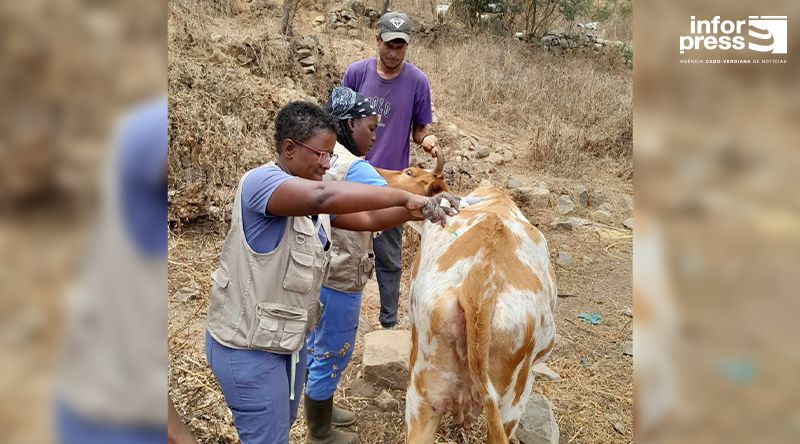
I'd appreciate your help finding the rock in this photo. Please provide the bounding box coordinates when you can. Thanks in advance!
[555,251,575,267]
[208,48,228,63]
[281,76,295,89]
[623,195,634,210]
[598,202,615,213]
[479,178,494,188]
[296,47,313,58]
[502,149,515,163]
[621,341,633,356]
[487,152,504,165]
[531,363,561,381]
[176,286,199,303]
[622,306,632,317]
[314,15,326,23]
[464,162,494,176]
[376,390,399,411]
[513,187,550,208]
[516,394,559,444]
[589,189,607,207]
[475,147,491,159]
[300,35,317,50]
[506,176,523,189]
[555,195,576,215]
[348,0,366,15]
[613,421,625,435]
[348,377,375,398]
[623,217,634,230]
[550,217,592,231]
[347,29,359,37]
[573,185,589,207]
[298,55,317,66]
[363,330,411,389]
[590,209,613,224]
[302,65,316,74]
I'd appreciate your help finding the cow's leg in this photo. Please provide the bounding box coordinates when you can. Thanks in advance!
[405,385,442,444]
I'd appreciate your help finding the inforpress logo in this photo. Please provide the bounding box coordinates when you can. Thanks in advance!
[748,16,787,53]
[679,16,788,54]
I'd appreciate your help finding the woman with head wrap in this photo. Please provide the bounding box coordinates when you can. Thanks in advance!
[301,87,386,444]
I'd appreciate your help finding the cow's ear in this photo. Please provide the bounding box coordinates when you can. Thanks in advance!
[427,182,443,196]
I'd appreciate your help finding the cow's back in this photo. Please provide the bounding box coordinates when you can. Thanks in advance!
[407,186,557,443]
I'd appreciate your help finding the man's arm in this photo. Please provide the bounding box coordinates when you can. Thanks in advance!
[412,123,439,157]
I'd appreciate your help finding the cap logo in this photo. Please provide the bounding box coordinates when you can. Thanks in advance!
[390,17,405,29]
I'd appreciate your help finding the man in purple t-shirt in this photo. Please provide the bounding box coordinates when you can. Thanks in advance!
[342,11,439,328]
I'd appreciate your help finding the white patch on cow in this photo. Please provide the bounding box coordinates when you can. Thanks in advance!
[405,383,423,423]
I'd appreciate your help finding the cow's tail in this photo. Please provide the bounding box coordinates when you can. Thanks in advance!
[458,215,508,443]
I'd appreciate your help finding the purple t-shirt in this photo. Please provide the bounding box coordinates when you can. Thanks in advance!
[241,165,329,253]
[342,58,433,170]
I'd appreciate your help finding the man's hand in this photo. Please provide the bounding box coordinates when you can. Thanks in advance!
[420,134,439,157]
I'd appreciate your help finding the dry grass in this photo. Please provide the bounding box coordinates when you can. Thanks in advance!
[409,34,632,178]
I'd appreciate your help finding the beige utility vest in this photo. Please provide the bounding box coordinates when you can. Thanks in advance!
[322,143,377,293]
[206,164,331,354]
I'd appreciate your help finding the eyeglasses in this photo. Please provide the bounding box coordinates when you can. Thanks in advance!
[291,139,338,167]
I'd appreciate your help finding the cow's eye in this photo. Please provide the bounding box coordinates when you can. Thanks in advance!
[404,169,414,176]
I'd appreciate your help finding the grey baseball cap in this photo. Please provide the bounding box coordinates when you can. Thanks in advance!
[379,12,411,43]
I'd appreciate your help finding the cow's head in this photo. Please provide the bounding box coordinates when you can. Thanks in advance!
[376,150,449,196]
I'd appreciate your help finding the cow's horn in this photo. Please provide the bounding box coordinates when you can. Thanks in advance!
[433,147,445,175]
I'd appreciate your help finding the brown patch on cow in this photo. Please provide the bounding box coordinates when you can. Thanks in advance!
[485,400,509,444]
[426,293,460,344]
[512,355,533,404]
[410,325,418,378]
[488,315,536,396]
[435,218,490,271]
[437,202,544,293]
[633,287,650,326]
[533,337,555,363]
[411,249,421,280]
[503,420,518,437]
[414,368,425,395]
[523,223,543,244]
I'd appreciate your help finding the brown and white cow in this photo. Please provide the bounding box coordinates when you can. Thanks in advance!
[405,186,558,443]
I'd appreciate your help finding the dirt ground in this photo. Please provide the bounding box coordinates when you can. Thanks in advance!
[168,2,632,443]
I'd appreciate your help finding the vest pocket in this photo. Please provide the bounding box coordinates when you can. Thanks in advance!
[283,250,315,294]
[252,303,308,353]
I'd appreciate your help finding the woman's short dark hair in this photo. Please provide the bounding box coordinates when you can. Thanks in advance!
[273,101,337,153]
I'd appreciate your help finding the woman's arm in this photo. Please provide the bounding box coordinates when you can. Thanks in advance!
[332,192,461,232]
[332,207,418,232]
[267,178,424,217]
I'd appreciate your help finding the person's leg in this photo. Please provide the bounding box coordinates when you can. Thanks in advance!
[372,226,403,328]
[304,288,360,443]
[205,330,291,444]
[305,287,362,401]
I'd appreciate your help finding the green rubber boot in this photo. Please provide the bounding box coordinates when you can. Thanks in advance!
[305,395,359,444]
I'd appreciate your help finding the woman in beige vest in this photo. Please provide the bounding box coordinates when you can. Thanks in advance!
[204,101,457,444]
